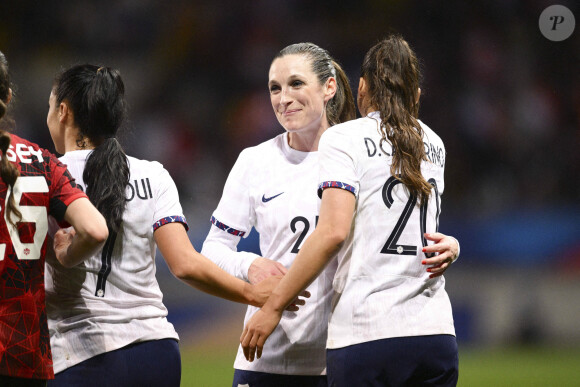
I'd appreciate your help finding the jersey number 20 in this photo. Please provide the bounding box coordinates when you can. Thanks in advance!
[381,176,440,256]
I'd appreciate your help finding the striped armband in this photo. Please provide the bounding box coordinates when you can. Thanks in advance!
[317,181,356,198]
[210,216,246,237]
[153,215,189,232]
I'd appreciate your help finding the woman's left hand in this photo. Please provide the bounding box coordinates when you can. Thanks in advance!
[240,307,282,362]
[421,232,459,278]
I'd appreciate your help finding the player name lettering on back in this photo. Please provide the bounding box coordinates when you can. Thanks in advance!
[126,178,153,201]
[424,141,445,167]
[6,143,44,163]
[364,137,389,157]
[73,178,153,202]
[363,137,445,167]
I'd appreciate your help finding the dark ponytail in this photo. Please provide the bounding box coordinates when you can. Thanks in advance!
[54,65,129,232]
[361,35,432,205]
[0,51,21,226]
[84,137,129,233]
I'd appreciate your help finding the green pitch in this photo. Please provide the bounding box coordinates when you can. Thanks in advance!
[181,345,235,386]
[180,345,580,386]
[456,346,580,386]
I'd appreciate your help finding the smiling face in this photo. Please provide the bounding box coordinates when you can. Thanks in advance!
[268,54,334,137]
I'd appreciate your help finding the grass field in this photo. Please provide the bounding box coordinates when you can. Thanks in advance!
[180,344,580,386]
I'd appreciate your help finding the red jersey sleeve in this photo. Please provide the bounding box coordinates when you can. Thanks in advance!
[43,149,87,222]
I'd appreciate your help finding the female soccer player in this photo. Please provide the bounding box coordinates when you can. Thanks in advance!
[44,64,286,387]
[0,52,108,387]
[241,34,459,386]
[203,42,459,386]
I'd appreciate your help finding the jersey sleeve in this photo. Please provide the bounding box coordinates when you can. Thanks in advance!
[151,166,188,232]
[47,153,88,222]
[202,149,258,280]
[201,225,259,281]
[210,149,255,238]
[318,127,359,198]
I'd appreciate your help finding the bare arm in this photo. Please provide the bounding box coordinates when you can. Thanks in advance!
[54,197,109,268]
[240,188,355,361]
[155,222,293,307]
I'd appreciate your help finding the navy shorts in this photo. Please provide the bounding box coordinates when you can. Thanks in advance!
[327,334,458,387]
[0,375,47,387]
[232,369,327,387]
[48,339,181,387]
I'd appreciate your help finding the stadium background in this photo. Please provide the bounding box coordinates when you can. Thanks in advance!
[1,1,579,385]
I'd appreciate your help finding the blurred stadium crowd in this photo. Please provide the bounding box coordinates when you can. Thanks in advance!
[1,0,578,346]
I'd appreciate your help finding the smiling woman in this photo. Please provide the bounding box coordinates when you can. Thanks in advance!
[201,42,356,387]
[268,54,336,149]
[201,42,461,387]
[241,35,460,387]
[268,44,355,152]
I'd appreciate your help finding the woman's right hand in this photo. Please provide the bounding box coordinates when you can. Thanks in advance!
[53,227,76,265]
[248,257,288,284]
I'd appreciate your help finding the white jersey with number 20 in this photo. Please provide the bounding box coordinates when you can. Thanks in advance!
[318,112,455,349]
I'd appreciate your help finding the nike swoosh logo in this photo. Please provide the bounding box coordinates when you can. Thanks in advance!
[262,192,284,202]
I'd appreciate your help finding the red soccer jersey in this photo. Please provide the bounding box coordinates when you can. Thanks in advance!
[0,134,86,380]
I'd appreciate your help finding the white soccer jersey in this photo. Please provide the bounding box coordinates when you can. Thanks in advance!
[318,112,455,349]
[201,132,335,375]
[45,150,183,373]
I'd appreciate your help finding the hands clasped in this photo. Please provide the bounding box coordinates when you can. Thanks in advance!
[242,257,311,361]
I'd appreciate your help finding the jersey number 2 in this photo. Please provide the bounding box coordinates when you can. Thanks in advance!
[290,216,319,253]
[0,176,49,261]
[380,176,440,256]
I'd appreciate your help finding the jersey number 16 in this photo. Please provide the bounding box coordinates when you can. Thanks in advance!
[0,176,49,261]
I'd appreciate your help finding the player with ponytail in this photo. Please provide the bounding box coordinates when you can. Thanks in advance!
[52,65,130,233]
[359,35,432,205]
[204,41,460,386]
[45,64,286,386]
[242,35,459,386]
[0,52,108,386]
[274,42,356,128]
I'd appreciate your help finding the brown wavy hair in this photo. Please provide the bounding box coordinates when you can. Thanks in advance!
[361,35,431,204]
[0,51,22,226]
